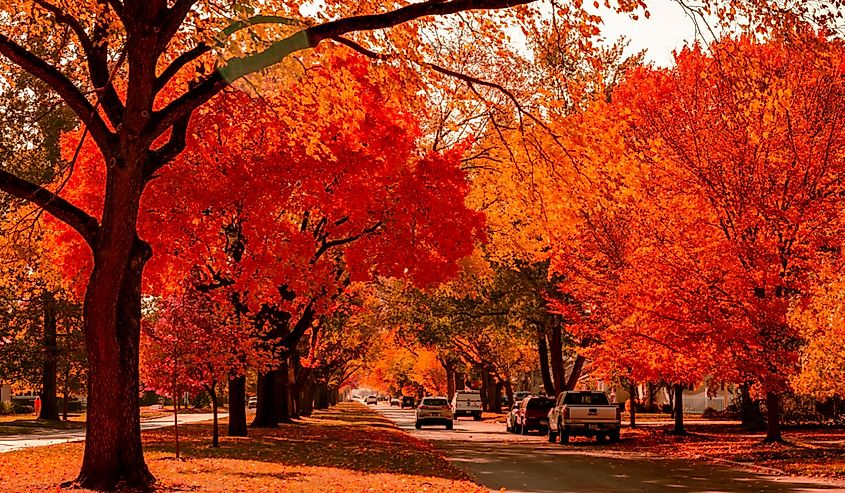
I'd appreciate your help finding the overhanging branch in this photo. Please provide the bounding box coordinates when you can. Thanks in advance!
[0,169,99,247]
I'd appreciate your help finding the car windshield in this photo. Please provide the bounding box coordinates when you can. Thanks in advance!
[527,398,555,410]
[563,392,610,405]
[422,398,448,407]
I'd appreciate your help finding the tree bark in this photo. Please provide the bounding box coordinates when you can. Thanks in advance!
[446,363,456,402]
[208,384,219,448]
[549,325,564,395]
[252,371,280,427]
[763,391,783,443]
[672,383,686,435]
[628,381,637,428]
[537,330,555,396]
[227,375,247,437]
[564,354,585,391]
[504,379,514,409]
[39,290,59,421]
[75,237,154,489]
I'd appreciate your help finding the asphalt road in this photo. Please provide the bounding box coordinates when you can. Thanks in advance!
[0,412,225,453]
[376,405,845,493]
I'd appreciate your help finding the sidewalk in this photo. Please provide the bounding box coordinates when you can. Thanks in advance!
[0,412,225,453]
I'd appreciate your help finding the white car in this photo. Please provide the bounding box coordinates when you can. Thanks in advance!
[365,395,378,405]
[415,396,453,429]
[451,390,482,421]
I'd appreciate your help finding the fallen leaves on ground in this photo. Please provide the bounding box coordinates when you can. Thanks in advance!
[614,424,845,479]
[0,402,485,492]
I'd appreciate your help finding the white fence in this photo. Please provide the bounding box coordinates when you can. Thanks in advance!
[683,393,727,413]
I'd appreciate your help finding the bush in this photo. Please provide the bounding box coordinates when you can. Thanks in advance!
[0,400,14,415]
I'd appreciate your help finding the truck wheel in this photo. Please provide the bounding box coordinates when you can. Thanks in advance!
[521,423,528,435]
[446,421,453,430]
[597,433,607,444]
[560,432,569,444]
[415,421,422,430]
[547,428,557,443]
[473,413,481,421]
[609,429,620,443]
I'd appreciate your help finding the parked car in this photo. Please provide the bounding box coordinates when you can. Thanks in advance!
[451,390,482,421]
[505,402,521,433]
[365,395,378,405]
[401,396,415,409]
[390,398,400,407]
[547,391,621,444]
[513,391,531,403]
[247,396,257,409]
[415,396,453,430]
[515,396,555,434]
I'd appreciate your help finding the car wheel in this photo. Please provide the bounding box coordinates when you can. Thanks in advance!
[547,427,557,443]
[560,432,569,444]
[520,423,528,435]
[597,433,607,444]
[446,421,453,430]
[609,429,620,443]
[415,421,422,430]
[473,413,481,421]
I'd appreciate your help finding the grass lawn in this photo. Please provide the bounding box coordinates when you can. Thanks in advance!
[0,416,86,436]
[615,423,845,479]
[0,402,484,492]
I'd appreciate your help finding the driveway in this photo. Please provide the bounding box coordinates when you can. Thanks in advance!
[376,405,845,493]
[0,412,225,453]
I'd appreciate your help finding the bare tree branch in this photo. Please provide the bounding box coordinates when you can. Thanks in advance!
[0,169,99,246]
[150,0,538,139]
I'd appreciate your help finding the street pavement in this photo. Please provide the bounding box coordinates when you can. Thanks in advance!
[0,412,225,453]
[376,405,845,493]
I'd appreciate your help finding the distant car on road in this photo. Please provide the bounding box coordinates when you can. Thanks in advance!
[390,398,400,407]
[365,395,378,405]
[401,396,415,409]
[247,396,257,409]
[547,391,621,444]
[516,396,555,434]
[451,390,482,421]
[415,396,453,430]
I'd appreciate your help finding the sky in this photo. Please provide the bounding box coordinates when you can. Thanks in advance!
[589,2,709,66]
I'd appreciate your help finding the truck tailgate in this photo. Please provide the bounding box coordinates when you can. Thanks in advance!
[567,405,617,422]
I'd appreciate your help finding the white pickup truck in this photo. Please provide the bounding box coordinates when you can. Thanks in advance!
[547,391,621,444]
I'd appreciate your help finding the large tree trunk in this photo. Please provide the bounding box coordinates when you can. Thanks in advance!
[672,383,686,435]
[564,354,585,391]
[39,290,59,421]
[549,325,564,395]
[537,330,555,396]
[763,391,784,443]
[75,233,153,490]
[253,370,281,427]
[315,381,330,410]
[227,375,247,437]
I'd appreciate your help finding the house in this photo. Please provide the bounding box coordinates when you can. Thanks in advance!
[598,380,736,414]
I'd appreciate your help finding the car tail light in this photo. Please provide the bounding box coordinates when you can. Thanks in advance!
[563,407,570,420]
[419,405,429,410]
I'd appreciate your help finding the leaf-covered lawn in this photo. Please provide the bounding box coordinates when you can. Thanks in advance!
[616,424,845,479]
[0,402,484,492]
[0,416,86,435]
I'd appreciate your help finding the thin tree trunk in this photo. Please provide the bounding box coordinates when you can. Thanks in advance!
[227,375,247,437]
[763,391,783,443]
[537,329,555,396]
[673,383,686,435]
[446,363,456,402]
[39,290,59,421]
[209,385,219,448]
[504,379,514,409]
[549,325,564,395]
[62,386,69,422]
[629,381,637,428]
[564,354,585,391]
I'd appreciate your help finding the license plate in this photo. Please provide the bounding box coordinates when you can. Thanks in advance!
[540,421,548,425]
[586,424,595,429]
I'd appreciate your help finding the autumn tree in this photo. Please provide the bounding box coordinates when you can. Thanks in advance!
[0,1,551,486]
[611,32,845,442]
